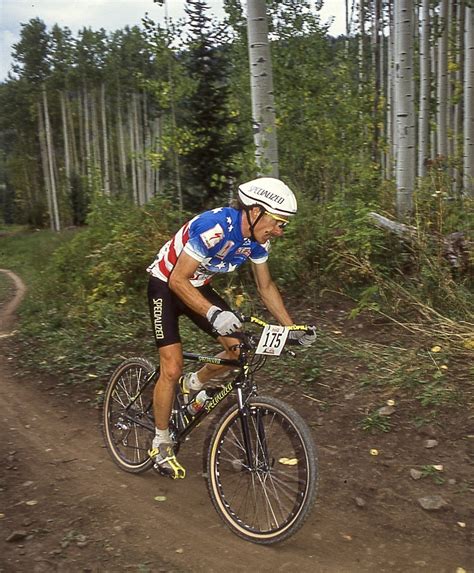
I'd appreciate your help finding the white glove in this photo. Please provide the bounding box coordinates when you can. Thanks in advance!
[206,305,242,336]
[288,325,317,347]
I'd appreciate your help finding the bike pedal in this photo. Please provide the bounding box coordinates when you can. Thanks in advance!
[153,463,185,479]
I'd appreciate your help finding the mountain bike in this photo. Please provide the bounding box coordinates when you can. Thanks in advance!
[102,316,318,544]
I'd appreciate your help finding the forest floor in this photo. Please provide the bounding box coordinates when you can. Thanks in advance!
[0,269,473,573]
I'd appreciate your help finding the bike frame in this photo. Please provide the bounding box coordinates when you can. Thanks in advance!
[121,347,257,452]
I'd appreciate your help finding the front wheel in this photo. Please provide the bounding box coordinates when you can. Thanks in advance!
[102,357,156,473]
[206,396,318,544]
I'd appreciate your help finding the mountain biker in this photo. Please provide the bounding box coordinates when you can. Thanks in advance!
[146,177,317,479]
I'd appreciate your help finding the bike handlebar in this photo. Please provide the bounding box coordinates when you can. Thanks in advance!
[236,312,314,334]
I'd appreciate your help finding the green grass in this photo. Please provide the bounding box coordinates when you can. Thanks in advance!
[2,226,472,436]
[360,410,393,433]
[0,228,74,279]
[0,272,14,305]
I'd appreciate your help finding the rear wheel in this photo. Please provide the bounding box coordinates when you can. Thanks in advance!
[102,357,156,473]
[206,396,318,544]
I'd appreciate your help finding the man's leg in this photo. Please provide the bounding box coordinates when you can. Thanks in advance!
[149,342,186,479]
[153,342,183,429]
[180,336,240,398]
[194,335,240,384]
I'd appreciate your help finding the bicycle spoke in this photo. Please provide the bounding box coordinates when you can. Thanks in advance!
[103,359,156,472]
[209,398,317,541]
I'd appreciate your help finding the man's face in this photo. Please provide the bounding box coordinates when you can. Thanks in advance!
[251,207,289,243]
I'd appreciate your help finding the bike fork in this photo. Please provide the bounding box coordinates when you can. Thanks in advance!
[237,388,271,472]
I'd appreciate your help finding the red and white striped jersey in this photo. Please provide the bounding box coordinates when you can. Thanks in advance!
[147,207,268,286]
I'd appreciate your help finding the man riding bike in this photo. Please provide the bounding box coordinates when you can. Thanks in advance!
[146,177,316,479]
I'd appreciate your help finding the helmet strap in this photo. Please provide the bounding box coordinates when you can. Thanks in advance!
[245,205,265,242]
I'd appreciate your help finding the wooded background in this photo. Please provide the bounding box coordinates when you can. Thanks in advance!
[0,0,472,231]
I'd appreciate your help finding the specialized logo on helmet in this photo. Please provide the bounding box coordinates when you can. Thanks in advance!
[249,185,284,205]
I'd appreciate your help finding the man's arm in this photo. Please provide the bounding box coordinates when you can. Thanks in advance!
[251,261,294,326]
[168,252,213,316]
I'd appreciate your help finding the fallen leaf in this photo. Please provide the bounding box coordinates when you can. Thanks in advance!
[432,464,443,471]
[440,365,448,370]
[175,548,184,554]
[457,522,466,528]
[332,330,343,335]
[386,399,396,406]
[154,496,167,502]
[278,457,298,466]
[235,294,245,307]
[370,449,379,456]
[463,339,474,350]
[341,534,352,541]
[430,345,442,353]
[456,568,467,573]
[25,500,38,506]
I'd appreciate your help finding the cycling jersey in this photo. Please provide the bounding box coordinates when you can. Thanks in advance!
[147,207,269,287]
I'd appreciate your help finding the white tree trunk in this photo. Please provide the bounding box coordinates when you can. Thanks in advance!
[37,101,54,231]
[42,85,61,232]
[60,92,71,181]
[418,0,430,177]
[117,98,127,193]
[454,0,465,194]
[372,0,381,163]
[387,1,395,178]
[133,92,145,205]
[394,0,416,218]
[83,88,93,191]
[359,0,366,86]
[144,94,154,203]
[100,83,110,195]
[128,100,138,204]
[153,116,161,197]
[91,91,101,184]
[463,3,474,195]
[66,93,79,175]
[246,0,279,177]
[437,0,449,158]
[430,5,438,157]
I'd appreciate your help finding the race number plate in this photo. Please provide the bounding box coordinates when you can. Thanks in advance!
[255,325,289,356]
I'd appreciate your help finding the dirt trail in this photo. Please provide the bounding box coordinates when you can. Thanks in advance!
[0,270,472,572]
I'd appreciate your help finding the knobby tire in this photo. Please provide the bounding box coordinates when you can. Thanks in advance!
[102,357,156,473]
[206,395,318,544]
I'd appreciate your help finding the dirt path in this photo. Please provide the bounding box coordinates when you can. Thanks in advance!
[0,271,472,572]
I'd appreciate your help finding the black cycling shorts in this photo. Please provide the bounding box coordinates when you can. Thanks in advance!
[147,275,232,348]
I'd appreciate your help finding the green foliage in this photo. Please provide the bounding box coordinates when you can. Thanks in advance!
[0,272,14,306]
[179,0,242,207]
[47,194,182,321]
[360,410,392,433]
[419,465,445,485]
[268,190,388,293]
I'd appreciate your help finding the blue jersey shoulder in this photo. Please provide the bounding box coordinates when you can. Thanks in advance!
[186,207,268,264]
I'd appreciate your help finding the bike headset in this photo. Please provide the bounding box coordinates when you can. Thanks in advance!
[237,177,298,242]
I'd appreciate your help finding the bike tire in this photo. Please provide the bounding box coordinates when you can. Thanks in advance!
[206,395,318,544]
[102,357,156,473]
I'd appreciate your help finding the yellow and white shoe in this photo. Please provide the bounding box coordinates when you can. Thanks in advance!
[148,442,186,480]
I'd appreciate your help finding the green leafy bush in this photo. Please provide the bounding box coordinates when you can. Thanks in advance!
[33,194,184,324]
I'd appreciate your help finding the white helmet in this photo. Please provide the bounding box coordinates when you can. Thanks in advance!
[238,177,297,217]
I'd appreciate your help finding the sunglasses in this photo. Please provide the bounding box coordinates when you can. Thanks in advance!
[265,211,290,229]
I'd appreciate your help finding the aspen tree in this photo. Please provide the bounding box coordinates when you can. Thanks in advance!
[394,0,416,217]
[247,0,278,176]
